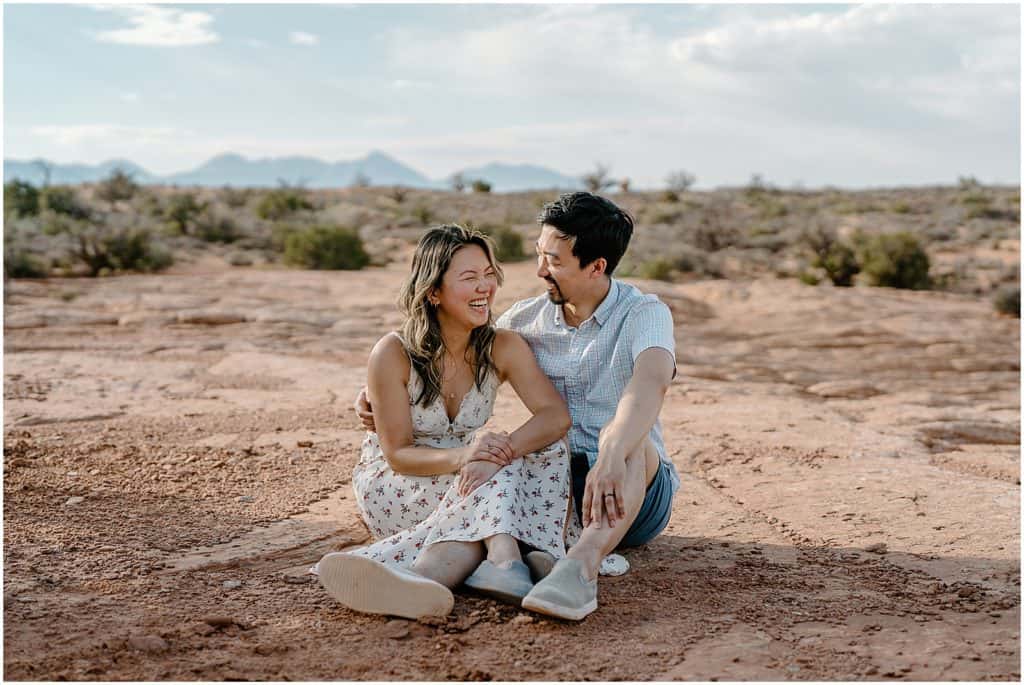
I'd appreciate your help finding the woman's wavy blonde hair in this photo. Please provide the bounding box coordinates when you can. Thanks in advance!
[398,224,504,407]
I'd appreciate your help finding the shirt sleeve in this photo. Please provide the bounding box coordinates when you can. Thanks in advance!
[627,299,676,367]
[495,307,514,330]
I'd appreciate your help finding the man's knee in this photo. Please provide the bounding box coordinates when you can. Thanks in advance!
[627,438,660,489]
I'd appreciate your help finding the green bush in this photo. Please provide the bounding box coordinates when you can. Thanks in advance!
[479,225,527,263]
[857,232,930,290]
[164,193,207,235]
[638,258,674,281]
[283,225,370,270]
[4,244,47,278]
[195,214,239,244]
[256,187,313,220]
[412,205,434,226]
[5,180,40,218]
[95,169,138,206]
[221,185,250,209]
[815,242,860,287]
[103,229,173,273]
[41,186,89,219]
[993,285,1020,318]
[40,215,171,276]
[471,179,492,193]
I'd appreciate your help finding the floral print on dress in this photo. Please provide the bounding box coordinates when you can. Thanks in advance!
[350,362,581,570]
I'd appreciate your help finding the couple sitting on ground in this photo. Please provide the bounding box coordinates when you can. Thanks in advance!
[316,191,678,621]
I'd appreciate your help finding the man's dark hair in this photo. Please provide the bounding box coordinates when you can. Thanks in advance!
[538,191,634,276]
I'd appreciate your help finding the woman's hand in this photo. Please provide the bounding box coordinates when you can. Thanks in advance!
[462,430,515,468]
[458,460,503,497]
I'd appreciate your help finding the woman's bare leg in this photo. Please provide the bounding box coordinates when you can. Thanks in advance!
[483,533,522,567]
[411,540,485,588]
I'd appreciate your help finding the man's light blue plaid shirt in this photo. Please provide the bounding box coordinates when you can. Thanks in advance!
[496,278,680,495]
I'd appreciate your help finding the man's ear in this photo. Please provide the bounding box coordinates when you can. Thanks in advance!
[588,257,608,278]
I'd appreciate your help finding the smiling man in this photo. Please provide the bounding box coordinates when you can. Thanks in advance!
[496,191,679,620]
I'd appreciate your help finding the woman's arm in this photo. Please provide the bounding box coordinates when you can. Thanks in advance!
[493,330,572,458]
[368,333,471,476]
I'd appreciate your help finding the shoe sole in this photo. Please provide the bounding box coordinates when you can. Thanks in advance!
[463,577,531,606]
[521,594,597,621]
[318,554,454,619]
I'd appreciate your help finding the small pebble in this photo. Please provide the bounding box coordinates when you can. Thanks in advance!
[864,542,888,554]
[510,614,534,626]
[237,495,254,503]
[64,496,85,507]
[223,580,242,590]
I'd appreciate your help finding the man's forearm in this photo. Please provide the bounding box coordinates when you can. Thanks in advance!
[598,350,674,462]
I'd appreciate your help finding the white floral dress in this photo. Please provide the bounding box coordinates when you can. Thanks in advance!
[348,361,580,570]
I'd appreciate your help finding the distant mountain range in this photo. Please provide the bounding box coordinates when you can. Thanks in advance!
[3,152,582,192]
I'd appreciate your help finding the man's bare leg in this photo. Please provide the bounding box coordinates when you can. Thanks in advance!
[565,440,660,581]
[411,540,485,588]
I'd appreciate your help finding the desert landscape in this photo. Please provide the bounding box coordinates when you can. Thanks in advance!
[3,182,1021,680]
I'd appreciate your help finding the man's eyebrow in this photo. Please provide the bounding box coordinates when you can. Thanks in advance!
[534,242,560,259]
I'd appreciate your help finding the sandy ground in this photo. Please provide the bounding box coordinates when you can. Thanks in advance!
[3,256,1020,681]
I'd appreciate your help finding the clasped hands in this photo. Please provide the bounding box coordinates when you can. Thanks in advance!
[458,430,515,497]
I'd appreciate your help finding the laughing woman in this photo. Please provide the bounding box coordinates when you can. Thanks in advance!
[316,224,578,619]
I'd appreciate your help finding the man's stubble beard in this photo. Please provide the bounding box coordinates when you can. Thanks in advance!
[544,278,565,305]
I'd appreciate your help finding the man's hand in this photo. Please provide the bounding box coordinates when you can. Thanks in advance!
[581,455,627,529]
[463,430,515,468]
[355,386,375,432]
[458,460,502,497]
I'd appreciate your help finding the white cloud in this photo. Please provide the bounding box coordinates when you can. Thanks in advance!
[90,5,219,47]
[30,124,177,146]
[289,31,320,46]
[119,93,140,103]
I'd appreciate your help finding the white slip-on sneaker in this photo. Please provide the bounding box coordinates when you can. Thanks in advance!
[317,552,454,619]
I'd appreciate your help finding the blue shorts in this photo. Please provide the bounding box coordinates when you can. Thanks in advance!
[570,452,673,548]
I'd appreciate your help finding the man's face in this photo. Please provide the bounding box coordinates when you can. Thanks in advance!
[535,224,585,305]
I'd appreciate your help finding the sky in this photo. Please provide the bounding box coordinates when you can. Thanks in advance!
[3,2,1021,189]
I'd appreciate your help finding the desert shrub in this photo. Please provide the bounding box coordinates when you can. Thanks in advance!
[164,192,207,235]
[388,186,409,204]
[958,175,981,190]
[581,164,615,193]
[449,173,466,192]
[103,229,173,274]
[256,187,313,221]
[665,170,696,199]
[690,200,739,252]
[95,169,138,206]
[195,214,239,244]
[479,225,526,263]
[638,258,674,282]
[4,244,47,278]
[471,179,492,194]
[670,245,708,274]
[799,271,822,286]
[41,215,171,276]
[993,285,1020,318]
[757,198,788,219]
[5,180,40,218]
[856,231,930,290]
[41,186,89,219]
[221,185,250,209]
[801,223,859,287]
[352,172,372,188]
[412,204,434,226]
[283,225,370,270]
[745,173,769,197]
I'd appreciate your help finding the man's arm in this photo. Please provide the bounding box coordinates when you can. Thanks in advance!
[583,347,675,527]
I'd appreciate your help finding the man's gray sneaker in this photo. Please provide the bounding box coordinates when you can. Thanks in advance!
[521,558,597,621]
[464,559,534,605]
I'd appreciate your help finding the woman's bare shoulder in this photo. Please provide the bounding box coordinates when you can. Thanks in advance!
[369,332,411,376]
[491,328,532,376]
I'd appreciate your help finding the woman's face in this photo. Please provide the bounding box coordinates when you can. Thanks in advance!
[432,244,499,331]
